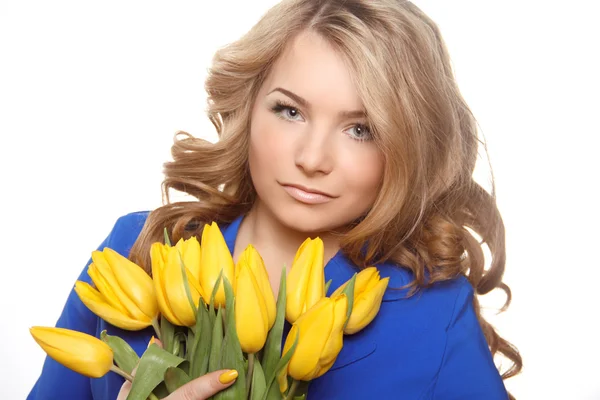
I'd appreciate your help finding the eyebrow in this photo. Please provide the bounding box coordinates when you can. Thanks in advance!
[267,87,367,119]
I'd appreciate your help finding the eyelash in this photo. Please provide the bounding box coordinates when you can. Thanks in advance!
[270,100,373,142]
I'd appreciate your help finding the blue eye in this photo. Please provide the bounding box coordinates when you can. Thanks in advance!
[271,100,304,121]
[345,124,373,141]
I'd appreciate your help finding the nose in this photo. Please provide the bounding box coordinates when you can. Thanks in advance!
[294,126,334,176]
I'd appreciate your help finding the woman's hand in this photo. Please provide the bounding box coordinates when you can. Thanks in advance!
[117,368,238,400]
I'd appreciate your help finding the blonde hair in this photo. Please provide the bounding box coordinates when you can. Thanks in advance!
[129,0,522,392]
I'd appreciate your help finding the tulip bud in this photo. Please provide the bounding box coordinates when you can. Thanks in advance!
[75,248,158,331]
[281,295,348,382]
[240,245,276,328]
[151,238,204,327]
[30,326,113,378]
[332,267,389,334]
[199,222,235,307]
[286,237,325,323]
[234,246,273,353]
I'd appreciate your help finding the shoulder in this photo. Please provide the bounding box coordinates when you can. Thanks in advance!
[102,210,150,255]
[377,261,475,329]
[109,210,150,241]
[311,261,504,399]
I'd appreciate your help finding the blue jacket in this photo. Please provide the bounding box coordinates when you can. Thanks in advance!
[28,211,508,399]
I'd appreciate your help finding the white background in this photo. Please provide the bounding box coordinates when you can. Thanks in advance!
[1,1,599,398]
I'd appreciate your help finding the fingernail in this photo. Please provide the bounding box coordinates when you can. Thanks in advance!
[218,370,238,384]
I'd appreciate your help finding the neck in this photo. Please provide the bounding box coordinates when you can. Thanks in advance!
[233,201,340,293]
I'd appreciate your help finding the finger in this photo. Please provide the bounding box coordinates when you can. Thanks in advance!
[116,380,132,400]
[149,336,163,349]
[165,369,238,400]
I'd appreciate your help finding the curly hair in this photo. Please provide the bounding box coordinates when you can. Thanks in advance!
[128,0,522,394]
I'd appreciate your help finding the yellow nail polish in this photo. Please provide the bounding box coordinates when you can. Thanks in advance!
[218,370,238,384]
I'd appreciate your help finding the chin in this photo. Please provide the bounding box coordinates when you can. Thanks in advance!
[272,203,339,234]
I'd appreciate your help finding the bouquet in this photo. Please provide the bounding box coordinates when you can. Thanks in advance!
[30,222,389,399]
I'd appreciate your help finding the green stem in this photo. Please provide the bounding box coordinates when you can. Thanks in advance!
[151,317,162,342]
[246,353,255,399]
[284,379,300,400]
[148,393,160,400]
[110,364,133,382]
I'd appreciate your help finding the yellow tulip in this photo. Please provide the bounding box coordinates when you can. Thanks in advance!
[234,246,275,353]
[332,267,390,334]
[238,245,276,328]
[281,295,348,384]
[286,237,325,323]
[151,237,204,327]
[30,326,113,378]
[74,248,158,331]
[199,222,235,307]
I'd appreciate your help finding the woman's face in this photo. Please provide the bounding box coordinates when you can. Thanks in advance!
[248,31,384,233]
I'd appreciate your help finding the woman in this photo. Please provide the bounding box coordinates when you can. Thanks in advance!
[28,0,522,399]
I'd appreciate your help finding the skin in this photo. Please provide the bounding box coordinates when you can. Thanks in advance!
[234,30,384,293]
[118,30,384,398]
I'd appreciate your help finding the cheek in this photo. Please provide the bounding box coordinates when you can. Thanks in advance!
[342,146,384,196]
[248,112,289,182]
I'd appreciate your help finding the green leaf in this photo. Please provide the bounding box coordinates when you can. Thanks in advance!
[152,382,170,399]
[208,306,224,373]
[341,273,357,330]
[160,316,177,355]
[186,329,195,363]
[174,331,187,358]
[214,277,246,400]
[100,330,139,375]
[262,266,287,384]
[293,380,310,399]
[177,249,197,317]
[125,344,188,400]
[163,227,172,246]
[189,298,213,379]
[250,357,267,400]
[264,331,299,400]
[208,270,224,326]
[324,279,333,294]
[164,366,191,394]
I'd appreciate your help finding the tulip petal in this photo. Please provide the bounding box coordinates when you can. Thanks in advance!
[102,248,158,320]
[92,251,148,321]
[286,238,325,323]
[331,266,378,298]
[175,236,202,283]
[287,298,334,380]
[88,264,130,317]
[30,326,113,378]
[164,247,199,326]
[75,282,152,330]
[305,238,325,311]
[345,277,389,335]
[318,295,347,369]
[244,245,277,329]
[235,263,269,353]
[151,243,184,326]
[200,222,235,307]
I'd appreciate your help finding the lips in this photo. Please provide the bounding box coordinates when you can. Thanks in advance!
[280,183,337,205]
[284,184,334,198]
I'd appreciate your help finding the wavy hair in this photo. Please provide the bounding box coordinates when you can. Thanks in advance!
[128,0,522,392]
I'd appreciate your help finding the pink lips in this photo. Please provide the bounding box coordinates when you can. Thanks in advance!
[282,184,335,205]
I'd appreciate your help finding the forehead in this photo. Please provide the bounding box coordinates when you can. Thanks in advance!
[263,31,364,111]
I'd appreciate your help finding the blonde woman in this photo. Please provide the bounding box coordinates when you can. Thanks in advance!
[28,1,522,399]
